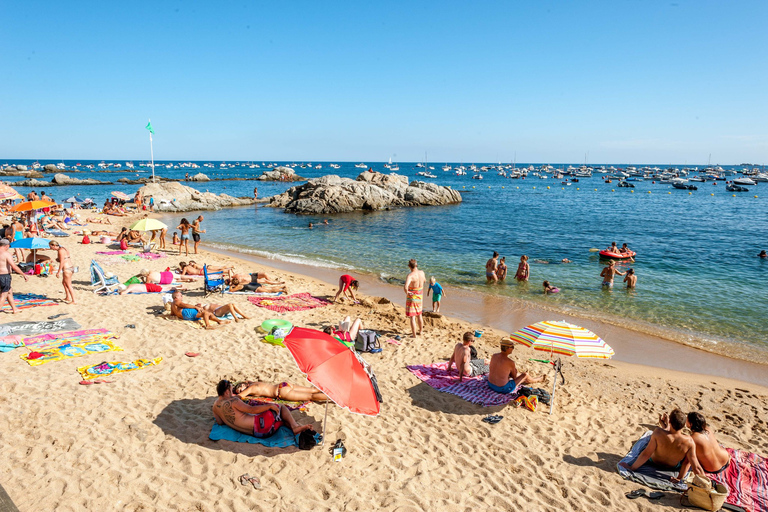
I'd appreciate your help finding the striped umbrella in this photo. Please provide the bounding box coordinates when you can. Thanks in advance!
[0,184,19,201]
[509,320,614,359]
[112,191,130,200]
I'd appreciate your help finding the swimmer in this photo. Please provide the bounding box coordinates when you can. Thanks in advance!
[514,255,529,282]
[760,250,767,259]
[497,257,507,281]
[543,281,559,294]
[485,251,499,283]
[624,268,637,288]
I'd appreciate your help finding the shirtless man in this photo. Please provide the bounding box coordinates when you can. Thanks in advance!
[191,215,205,254]
[199,301,250,323]
[404,258,426,338]
[234,380,328,403]
[0,239,28,313]
[600,260,625,288]
[485,251,499,283]
[212,380,312,438]
[487,338,545,394]
[446,332,489,382]
[624,268,637,288]
[228,270,283,285]
[622,409,705,482]
[178,261,233,276]
[687,412,731,474]
[607,241,620,254]
[226,273,288,294]
[170,290,228,329]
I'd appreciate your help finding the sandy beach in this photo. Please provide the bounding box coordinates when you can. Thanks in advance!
[1,211,766,512]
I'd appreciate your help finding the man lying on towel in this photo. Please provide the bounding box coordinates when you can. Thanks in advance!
[213,379,312,438]
[170,290,229,329]
[487,338,546,394]
[446,331,490,382]
[620,409,706,482]
[234,380,328,403]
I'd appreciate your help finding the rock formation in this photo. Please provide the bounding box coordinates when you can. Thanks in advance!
[267,171,462,214]
[136,181,253,212]
[51,174,110,186]
[188,173,211,182]
[256,166,305,182]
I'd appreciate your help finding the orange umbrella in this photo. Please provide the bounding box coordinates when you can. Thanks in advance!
[10,201,58,212]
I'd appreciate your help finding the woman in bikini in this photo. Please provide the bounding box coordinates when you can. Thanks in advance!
[178,261,233,276]
[515,255,530,282]
[233,380,328,402]
[497,257,508,281]
[49,241,75,304]
[177,218,192,256]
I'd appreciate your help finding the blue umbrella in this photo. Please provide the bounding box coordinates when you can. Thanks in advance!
[10,237,51,266]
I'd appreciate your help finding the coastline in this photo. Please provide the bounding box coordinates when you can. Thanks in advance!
[203,241,768,388]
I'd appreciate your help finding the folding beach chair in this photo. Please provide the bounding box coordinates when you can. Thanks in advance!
[90,259,120,294]
[203,264,225,296]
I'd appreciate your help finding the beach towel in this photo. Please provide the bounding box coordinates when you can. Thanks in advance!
[160,314,205,329]
[77,357,162,380]
[617,431,688,492]
[209,423,298,448]
[0,336,24,353]
[96,250,127,255]
[120,254,141,262]
[22,329,118,350]
[708,447,768,512]
[224,288,282,296]
[0,293,57,312]
[247,293,331,313]
[246,397,311,411]
[406,362,485,389]
[0,318,82,338]
[137,252,166,260]
[45,229,70,237]
[440,377,518,407]
[21,339,122,366]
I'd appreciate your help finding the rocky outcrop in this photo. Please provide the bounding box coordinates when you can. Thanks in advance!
[9,178,54,187]
[118,177,175,185]
[267,172,462,214]
[256,166,305,182]
[51,174,110,186]
[137,181,253,212]
[189,172,210,182]
[43,164,59,172]
[1,167,44,178]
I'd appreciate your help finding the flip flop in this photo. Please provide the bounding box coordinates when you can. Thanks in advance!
[482,415,503,424]
[648,492,664,500]
[48,314,67,320]
[625,489,647,499]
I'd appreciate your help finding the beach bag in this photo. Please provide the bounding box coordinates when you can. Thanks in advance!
[81,234,90,244]
[681,473,728,511]
[518,387,551,405]
[298,429,319,450]
[355,329,381,353]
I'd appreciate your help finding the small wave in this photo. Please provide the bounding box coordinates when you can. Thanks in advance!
[206,242,344,270]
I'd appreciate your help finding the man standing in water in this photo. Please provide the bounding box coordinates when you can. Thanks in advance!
[0,239,28,313]
[404,259,425,338]
[485,251,499,283]
[191,215,206,254]
[600,260,625,288]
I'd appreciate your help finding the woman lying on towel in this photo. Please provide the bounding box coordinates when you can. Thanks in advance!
[120,283,184,295]
[233,380,328,403]
[225,273,288,294]
[139,269,195,284]
[178,261,233,276]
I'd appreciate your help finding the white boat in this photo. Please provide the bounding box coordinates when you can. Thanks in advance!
[355,163,367,169]
[751,173,768,182]
[455,170,466,176]
[442,165,452,172]
[390,164,399,171]
[330,164,340,169]
[733,177,756,186]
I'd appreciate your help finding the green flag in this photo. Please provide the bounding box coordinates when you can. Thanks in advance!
[145,121,155,135]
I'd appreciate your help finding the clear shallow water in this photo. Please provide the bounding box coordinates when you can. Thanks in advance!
[4,160,768,361]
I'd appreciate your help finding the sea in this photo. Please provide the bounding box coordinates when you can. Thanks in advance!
[3,159,767,363]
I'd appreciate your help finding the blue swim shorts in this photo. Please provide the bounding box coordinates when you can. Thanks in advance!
[181,308,198,321]
[488,380,517,394]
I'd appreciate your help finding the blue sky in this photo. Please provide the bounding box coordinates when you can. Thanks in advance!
[1,1,766,163]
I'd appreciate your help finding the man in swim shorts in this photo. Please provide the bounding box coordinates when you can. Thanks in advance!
[226,272,288,294]
[487,338,545,394]
[404,259,425,338]
[191,215,205,254]
[485,251,499,283]
[600,260,625,287]
[447,332,489,382]
[0,238,28,314]
[170,290,228,329]
[213,380,312,438]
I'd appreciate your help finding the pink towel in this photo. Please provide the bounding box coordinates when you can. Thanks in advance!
[709,447,768,512]
[406,362,484,389]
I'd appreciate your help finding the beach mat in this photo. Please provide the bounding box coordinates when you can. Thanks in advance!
[224,289,282,296]
[77,357,162,380]
[247,293,331,313]
[0,483,19,512]
[137,252,166,260]
[246,397,311,411]
[0,337,24,353]
[617,431,688,492]
[96,250,127,255]
[406,362,485,389]
[0,318,81,338]
[440,378,518,407]
[709,447,768,512]
[21,339,122,366]
[209,423,297,448]
[0,293,57,312]
[22,329,118,350]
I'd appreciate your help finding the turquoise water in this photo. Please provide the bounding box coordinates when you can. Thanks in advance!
[4,160,768,361]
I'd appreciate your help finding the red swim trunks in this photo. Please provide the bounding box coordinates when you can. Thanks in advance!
[145,283,162,293]
[253,409,283,438]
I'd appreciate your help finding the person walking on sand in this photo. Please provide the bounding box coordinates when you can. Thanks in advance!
[177,218,192,256]
[600,260,625,288]
[427,276,445,314]
[404,259,425,338]
[0,239,28,313]
[191,215,206,254]
[485,251,499,283]
[49,240,75,304]
[515,255,530,282]
[624,268,637,289]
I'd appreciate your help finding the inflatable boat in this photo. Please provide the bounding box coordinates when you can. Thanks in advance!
[598,250,636,260]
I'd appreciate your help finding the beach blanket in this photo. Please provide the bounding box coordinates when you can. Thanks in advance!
[45,229,70,237]
[137,252,166,260]
[0,336,24,353]
[406,362,485,389]
[617,431,688,492]
[0,293,57,312]
[120,254,141,262]
[209,423,298,448]
[224,288,282,296]
[77,357,162,380]
[0,318,82,338]
[247,293,331,313]
[22,329,118,350]
[96,250,127,255]
[709,447,768,512]
[21,339,122,366]
[440,377,518,407]
[246,397,311,411]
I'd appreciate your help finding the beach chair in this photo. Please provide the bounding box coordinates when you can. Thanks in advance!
[90,259,120,294]
[203,264,225,296]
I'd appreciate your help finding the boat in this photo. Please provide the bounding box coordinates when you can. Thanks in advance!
[617,180,634,188]
[471,174,483,180]
[733,177,756,186]
[355,163,367,169]
[599,250,636,260]
[671,178,697,190]
[726,184,749,192]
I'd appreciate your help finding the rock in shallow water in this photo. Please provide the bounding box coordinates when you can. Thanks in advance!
[137,181,253,212]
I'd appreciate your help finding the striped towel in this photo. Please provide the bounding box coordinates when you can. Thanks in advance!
[440,377,518,407]
[406,362,484,389]
[709,447,768,512]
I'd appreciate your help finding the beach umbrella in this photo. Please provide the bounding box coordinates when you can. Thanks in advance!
[129,218,167,232]
[0,184,20,201]
[508,320,614,414]
[10,237,51,266]
[283,327,381,444]
[10,200,59,212]
[112,191,130,200]
[65,196,82,204]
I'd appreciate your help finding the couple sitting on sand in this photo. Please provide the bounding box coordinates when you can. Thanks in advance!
[213,379,325,438]
[620,409,731,482]
[446,333,546,392]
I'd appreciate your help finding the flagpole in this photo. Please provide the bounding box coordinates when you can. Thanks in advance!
[148,118,155,183]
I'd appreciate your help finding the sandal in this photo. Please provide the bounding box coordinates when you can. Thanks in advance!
[238,473,261,489]
[648,491,664,500]
[625,489,647,499]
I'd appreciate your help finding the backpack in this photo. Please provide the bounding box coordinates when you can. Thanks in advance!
[355,329,381,353]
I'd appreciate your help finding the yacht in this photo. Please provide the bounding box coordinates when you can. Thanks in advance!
[733,177,756,186]
[355,163,367,169]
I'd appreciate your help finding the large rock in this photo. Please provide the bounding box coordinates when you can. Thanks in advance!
[189,172,210,182]
[15,165,27,171]
[9,178,54,187]
[51,174,110,186]
[43,164,59,172]
[1,169,44,178]
[267,171,462,214]
[137,181,253,212]
[256,166,305,182]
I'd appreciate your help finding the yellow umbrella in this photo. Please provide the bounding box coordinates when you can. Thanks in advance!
[129,218,168,232]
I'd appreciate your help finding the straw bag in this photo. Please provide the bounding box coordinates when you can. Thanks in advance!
[681,473,728,511]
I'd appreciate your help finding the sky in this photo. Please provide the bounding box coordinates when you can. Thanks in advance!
[1,1,766,164]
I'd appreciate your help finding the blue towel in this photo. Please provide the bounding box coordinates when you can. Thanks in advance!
[209,423,298,448]
[617,430,688,492]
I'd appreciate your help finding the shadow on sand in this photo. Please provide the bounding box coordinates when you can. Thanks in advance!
[406,381,508,417]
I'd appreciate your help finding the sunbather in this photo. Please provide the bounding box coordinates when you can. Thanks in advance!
[323,316,363,344]
[226,274,287,293]
[447,331,489,382]
[233,380,328,402]
[178,261,233,276]
[86,217,112,225]
[686,412,731,474]
[620,409,706,482]
[140,269,194,284]
[487,338,545,394]
[120,283,184,295]
[227,271,284,285]
[170,290,228,329]
[200,301,250,322]
[213,379,312,437]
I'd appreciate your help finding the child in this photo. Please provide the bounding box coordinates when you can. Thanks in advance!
[427,276,445,313]
[172,232,180,245]
[543,280,559,294]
